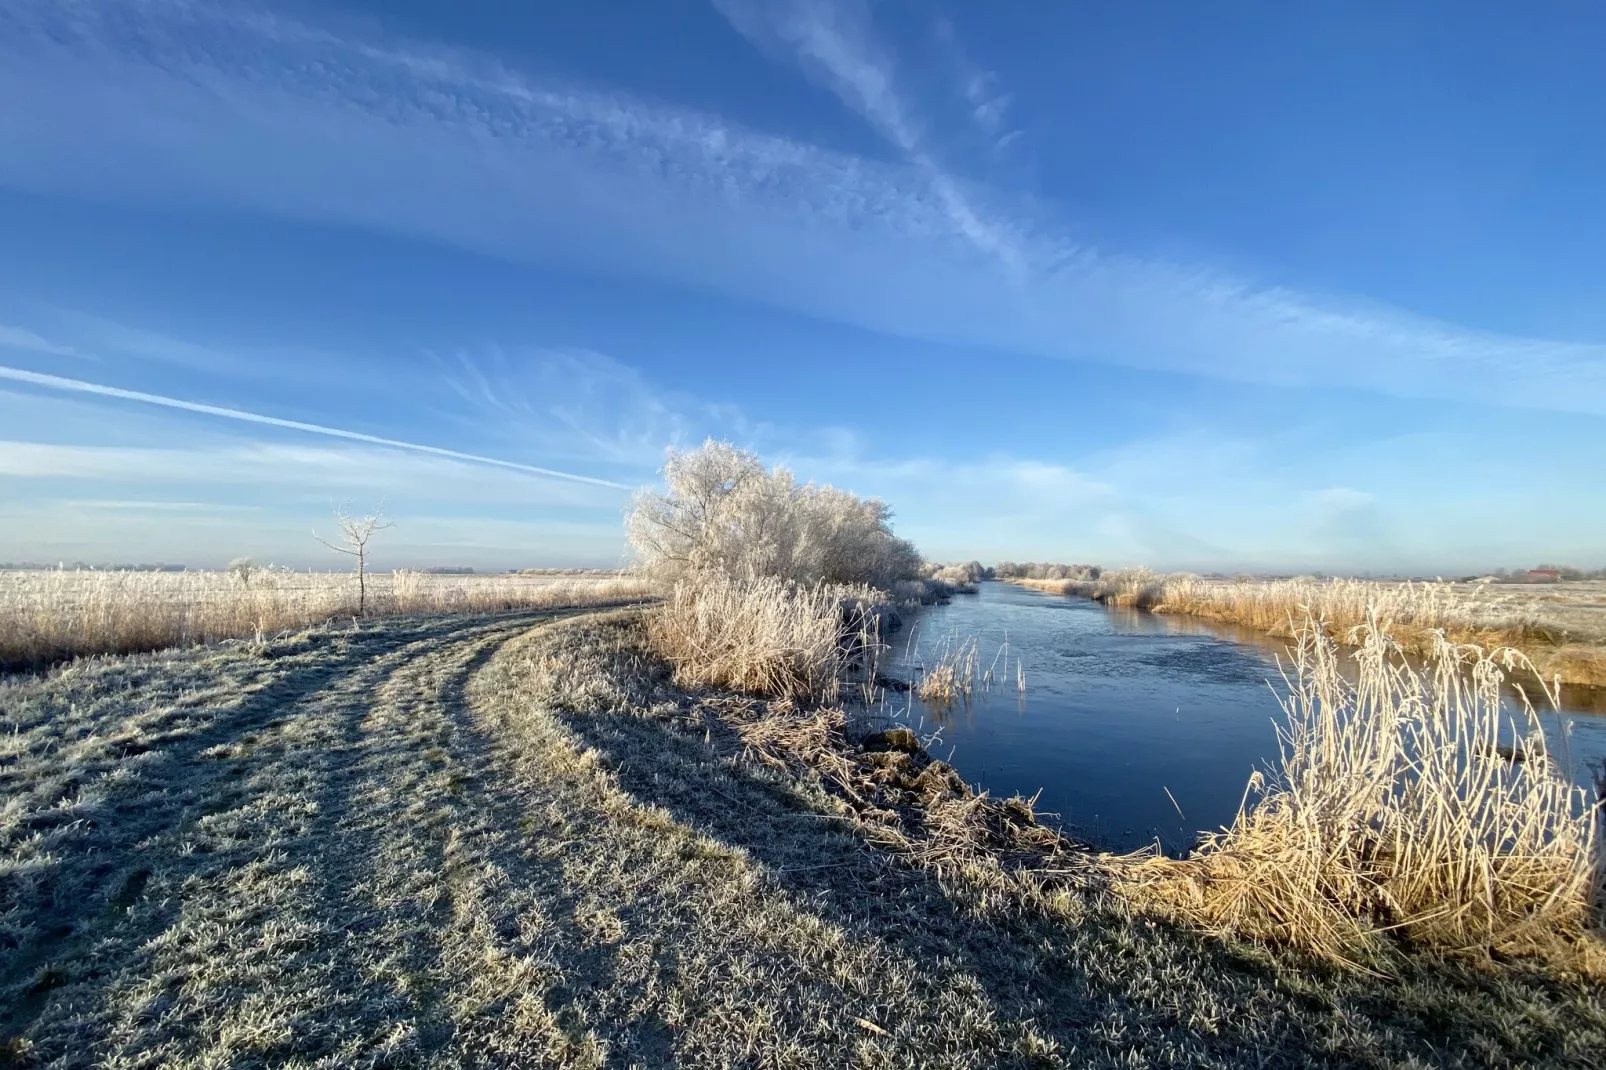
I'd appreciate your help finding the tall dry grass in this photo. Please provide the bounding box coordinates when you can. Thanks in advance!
[0,568,655,670]
[914,632,981,706]
[1119,615,1605,973]
[646,574,883,704]
[1012,570,1606,687]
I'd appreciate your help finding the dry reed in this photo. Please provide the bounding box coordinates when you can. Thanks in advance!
[915,632,981,706]
[1117,614,1605,973]
[646,573,881,704]
[0,568,655,670]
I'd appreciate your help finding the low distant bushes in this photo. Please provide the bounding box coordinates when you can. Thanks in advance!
[923,560,989,594]
[994,561,1100,581]
[1008,567,1165,606]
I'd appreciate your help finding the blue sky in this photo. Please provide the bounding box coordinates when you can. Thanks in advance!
[1,0,1602,573]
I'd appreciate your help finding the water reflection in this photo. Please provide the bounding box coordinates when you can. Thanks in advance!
[883,582,1606,856]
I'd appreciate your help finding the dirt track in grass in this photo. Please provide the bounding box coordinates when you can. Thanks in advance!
[3,609,1604,1068]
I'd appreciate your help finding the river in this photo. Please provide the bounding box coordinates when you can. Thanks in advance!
[882,581,1606,855]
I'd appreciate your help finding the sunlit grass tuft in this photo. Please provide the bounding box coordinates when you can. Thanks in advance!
[646,573,883,704]
[1117,614,1606,974]
[915,632,981,707]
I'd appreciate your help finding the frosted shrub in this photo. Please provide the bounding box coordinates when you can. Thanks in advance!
[627,440,922,590]
[629,441,929,700]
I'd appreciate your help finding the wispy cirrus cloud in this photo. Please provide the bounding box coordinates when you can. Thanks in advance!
[0,324,85,359]
[0,365,632,489]
[434,347,756,469]
[0,310,747,484]
[930,16,1016,148]
[1,0,1602,414]
[712,0,1026,270]
[0,438,620,506]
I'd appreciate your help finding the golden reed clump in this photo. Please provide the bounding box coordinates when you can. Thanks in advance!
[646,574,880,704]
[914,633,981,706]
[1115,615,1605,974]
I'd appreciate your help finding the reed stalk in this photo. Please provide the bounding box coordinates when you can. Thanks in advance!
[915,632,981,706]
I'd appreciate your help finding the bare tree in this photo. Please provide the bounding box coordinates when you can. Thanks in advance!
[227,556,255,588]
[314,505,394,616]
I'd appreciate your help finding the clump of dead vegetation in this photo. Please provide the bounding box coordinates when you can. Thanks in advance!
[647,573,882,703]
[725,693,1088,891]
[914,632,981,707]
[1116,614,1606,974]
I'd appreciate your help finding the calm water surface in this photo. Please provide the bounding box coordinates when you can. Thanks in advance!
[885,582,1606,855]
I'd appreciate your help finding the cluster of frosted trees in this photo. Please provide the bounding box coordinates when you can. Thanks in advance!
[993,561,1101,581]
[627,440,923,592]
[924,560,989,587]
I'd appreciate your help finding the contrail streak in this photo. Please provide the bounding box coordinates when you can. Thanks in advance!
[0,365,632,490]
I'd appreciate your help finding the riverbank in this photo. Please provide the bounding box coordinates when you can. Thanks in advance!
[9,607,1603,1066]
[1008,573,1606,689]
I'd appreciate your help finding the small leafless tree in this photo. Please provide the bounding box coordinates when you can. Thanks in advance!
[227,556,255,587]
[314,505,394,616]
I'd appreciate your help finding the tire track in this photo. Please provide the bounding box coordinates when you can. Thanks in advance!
[1,611,581,1067]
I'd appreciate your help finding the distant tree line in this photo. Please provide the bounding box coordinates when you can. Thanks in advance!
[992,562,1101,581]
[924,560,990,585]
[0,562,188,572]
[1491,565,1606,582]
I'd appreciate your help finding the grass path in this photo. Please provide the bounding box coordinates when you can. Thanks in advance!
[3,611,1604,1067]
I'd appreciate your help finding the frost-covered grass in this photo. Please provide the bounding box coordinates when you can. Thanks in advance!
[5,609,1605,1067]
[0,567,654,670]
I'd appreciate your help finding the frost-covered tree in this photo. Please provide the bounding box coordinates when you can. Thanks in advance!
[627,440,922,590]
